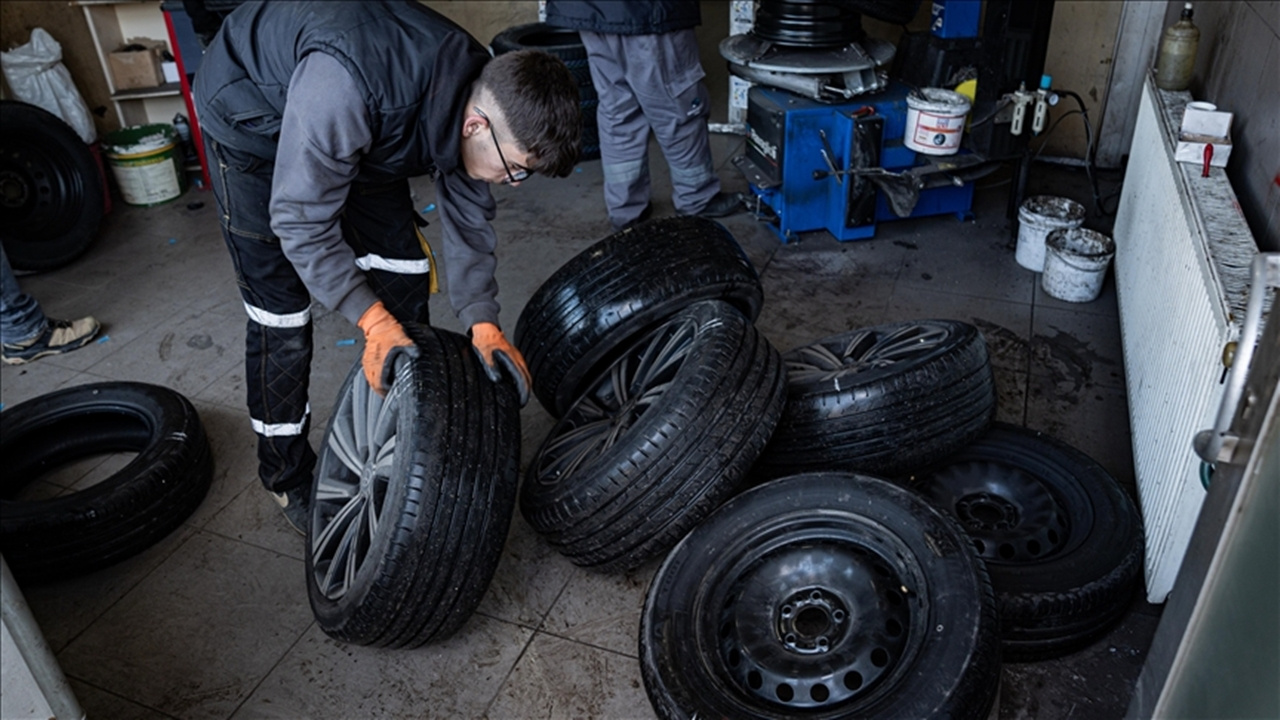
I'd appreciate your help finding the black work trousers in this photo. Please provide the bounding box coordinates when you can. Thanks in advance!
[206,138,432,493]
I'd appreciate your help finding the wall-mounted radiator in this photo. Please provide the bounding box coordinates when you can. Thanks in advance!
[1113,74,1260,603]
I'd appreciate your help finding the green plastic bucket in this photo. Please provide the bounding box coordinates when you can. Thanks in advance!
[102,124,186,206]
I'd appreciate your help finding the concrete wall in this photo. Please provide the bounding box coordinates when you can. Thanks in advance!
[1168,0,1279,250]
[1039,2,1124,160]
[0,1,117,136]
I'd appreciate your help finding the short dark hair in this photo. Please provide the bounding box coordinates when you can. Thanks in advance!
[477,50,580,177]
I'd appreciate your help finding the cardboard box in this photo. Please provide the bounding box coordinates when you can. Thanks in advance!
[108,39,167,91]
[1175,101,1232,169]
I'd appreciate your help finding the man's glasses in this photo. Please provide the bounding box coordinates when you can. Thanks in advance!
[475,107,529,185]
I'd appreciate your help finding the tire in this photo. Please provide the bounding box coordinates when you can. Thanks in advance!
[0,382,212,583]
[306,323,521,648]
[757,320,995,479]
[0,100,105,272]
[850,0,925,25]
[490,23,592,86]
[910,423,1144,661]
[641,472,1000,720]
[515,216,764,416]
[521,300,786,572]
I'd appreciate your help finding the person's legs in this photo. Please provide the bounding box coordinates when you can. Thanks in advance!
[1,245,100,364]
[341,179,432,326]
[0,245,48,346]
[581,30,654,230]
[622,29,721,216]
[207,138,316,531]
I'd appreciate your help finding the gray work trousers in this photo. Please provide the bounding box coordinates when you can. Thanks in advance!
[579,29,720,226]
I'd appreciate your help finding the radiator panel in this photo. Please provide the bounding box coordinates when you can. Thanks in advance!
[1113,77,1258,603]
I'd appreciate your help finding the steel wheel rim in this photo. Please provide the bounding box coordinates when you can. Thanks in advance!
[697,518,929,713]
[0,142,88,239]
[533,316,696,487]
[917,459,1071,563]
[786,322,951,384]
[311,362,411,600]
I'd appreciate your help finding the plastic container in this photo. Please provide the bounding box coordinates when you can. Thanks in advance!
[905,88,972,156]
[1155,3,1199,91]
[102,124,186,206]
[1042,227,1115,302]
[1016,195,1086,272]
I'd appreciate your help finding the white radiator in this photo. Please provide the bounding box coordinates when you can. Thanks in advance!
[1113,74,1260,604]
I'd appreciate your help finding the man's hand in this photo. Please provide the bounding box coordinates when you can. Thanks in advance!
[357,301,415,395]
[470,322,531,406]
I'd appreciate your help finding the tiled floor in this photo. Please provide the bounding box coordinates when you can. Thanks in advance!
[2,135,1160,719]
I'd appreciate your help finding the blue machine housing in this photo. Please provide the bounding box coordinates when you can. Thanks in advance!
[740,83,974,243]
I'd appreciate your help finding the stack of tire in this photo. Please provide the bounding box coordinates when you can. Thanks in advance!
[491,23,600,161]
[514,215,785,572]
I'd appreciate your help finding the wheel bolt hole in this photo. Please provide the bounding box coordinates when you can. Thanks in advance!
[780,605,793,618]
[816,636,829,649]
[832,609,845,623]
[844,671,863,690]
[776,684,794,702]
[999,543,1016,560]
[811,684,830,702]
[973,538,986,554]
[810,590,823,601]
[748,671,762,690]
[784,633,797,645]
[886,618,902,637]
[871,647,890,667]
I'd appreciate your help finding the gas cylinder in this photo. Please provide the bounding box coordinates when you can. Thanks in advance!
[1155,3,1200,91]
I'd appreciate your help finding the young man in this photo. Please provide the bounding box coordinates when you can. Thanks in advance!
[544,0,743,231]
[193,1,581,533]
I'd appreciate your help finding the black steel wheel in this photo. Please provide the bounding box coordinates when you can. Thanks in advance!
[0,382,212,583]
[515,215,763,417]
[306,324,521,647]
[0,100,104,272]
[910,423,1144,660]
[757,319,994,479]
[641,472,1000,719]
[521,299,785,572]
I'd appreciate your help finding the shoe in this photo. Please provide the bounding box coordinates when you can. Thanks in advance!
[271,484,312,535]
[2,316,100,365]
[611,201,654,232]
[691,191,744,219]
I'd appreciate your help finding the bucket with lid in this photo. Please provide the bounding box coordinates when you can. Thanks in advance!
[102,124,186,207]
[904,88,972,156]
[1016,196,1086,272]
[1042,227,1115,303]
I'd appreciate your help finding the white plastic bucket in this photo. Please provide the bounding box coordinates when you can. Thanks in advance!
[1042,227,1115,302]
[1016,196,1086,272]
[905,88,972,156]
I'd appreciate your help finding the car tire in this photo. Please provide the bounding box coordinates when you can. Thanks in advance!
[515,216,763,417]
[641,471,1000,720]
[909,423,1145,660]
[757,319,995,479]
[521,300,786,572]
[306,323,521,648]
[0,382,212,583]
[0,100,104,272]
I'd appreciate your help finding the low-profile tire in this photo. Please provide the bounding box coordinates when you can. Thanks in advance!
[0,100,104,272]
[757,320,995,479]
[909,423,1144,661]
[521,300,786,572]
[515,216,763,416]
[306,323,521,648]
[641,472,1000,720]
[0,382,212,583]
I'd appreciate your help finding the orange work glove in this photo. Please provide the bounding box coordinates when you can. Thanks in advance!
[357,301,416,395]
[470,322,531,407]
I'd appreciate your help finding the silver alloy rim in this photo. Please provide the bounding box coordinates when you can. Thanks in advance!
[310,362,410,600]
[786,322,951,384]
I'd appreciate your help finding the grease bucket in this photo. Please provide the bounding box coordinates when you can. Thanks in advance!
[102,124,186,206]
[1016,195,1085,272]
[905,88,971,156]
[1042,227,1114,302]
